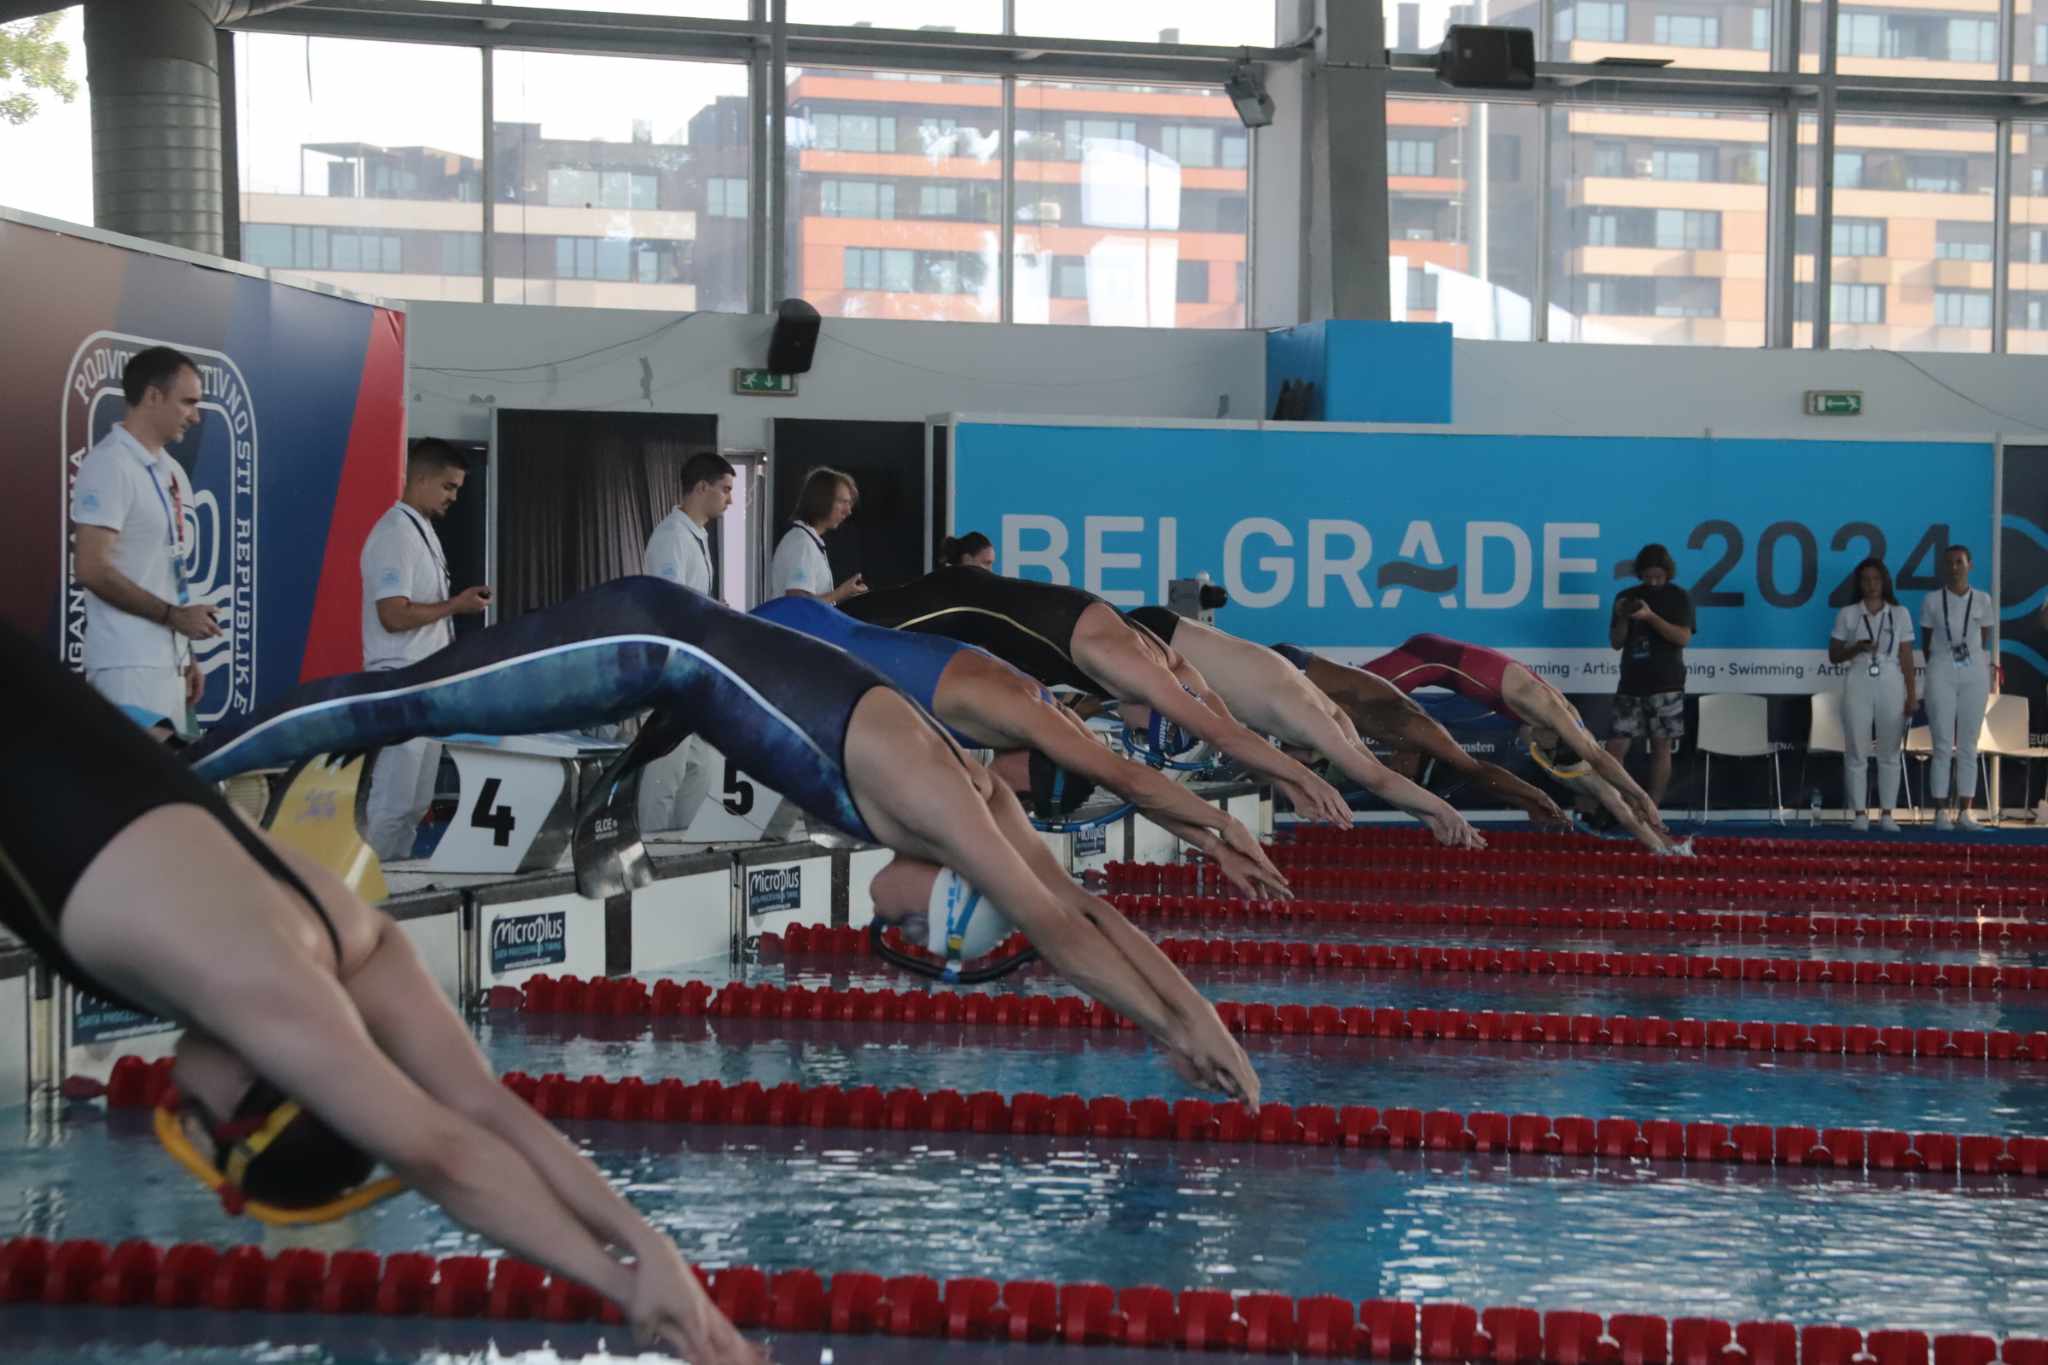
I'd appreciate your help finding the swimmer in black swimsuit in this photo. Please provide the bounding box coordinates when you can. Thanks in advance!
[843,566,1355,825]
[0,624,763,1365]
[188,580,1261,1102]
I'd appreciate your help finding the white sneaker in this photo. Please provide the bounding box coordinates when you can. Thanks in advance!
[1958,811,1987,832]
[1880,815,1901,833]
[1851,812,1869,831]
[1935,809,1955,831]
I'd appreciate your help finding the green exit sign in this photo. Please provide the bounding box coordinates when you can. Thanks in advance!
[733,367,797,397]
[1806,390,1863,416]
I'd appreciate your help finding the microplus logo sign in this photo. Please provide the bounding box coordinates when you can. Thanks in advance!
[746,865,803,917]
[491,910,567,974]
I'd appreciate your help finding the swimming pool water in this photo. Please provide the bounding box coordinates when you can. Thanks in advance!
[10,884,2048,1360]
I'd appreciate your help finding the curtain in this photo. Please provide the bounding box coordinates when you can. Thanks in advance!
[495,409,716,619]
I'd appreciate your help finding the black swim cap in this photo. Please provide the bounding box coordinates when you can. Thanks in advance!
[1028,750,1097,818]
[220,1081,378,1212]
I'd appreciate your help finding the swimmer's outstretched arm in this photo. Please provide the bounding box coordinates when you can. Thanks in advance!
[848,699,1258,1104]
[1348,698,1569,829]
[1073,618,1354,826]
[1570,769,1676,854]
[978,682,1290,900]
[64,814,760,1365]
[1506,670,1665,831]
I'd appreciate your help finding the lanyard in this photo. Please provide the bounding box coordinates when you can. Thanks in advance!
[685,520,714,581]
[135,446,191,607]
[1943,587,1974,648]
[1860,607,1893,656]
[398,505,449,591]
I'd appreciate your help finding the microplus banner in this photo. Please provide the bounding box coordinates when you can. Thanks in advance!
[950,421,1995,694]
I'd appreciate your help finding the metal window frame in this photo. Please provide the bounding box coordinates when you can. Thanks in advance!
[237,0,2038,349]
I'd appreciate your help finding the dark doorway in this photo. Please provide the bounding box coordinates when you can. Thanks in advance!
[433,438,489,642]
[773,419,927,592]
[494,409,719,617]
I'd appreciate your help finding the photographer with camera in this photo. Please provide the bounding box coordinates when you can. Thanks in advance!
[1606,543,1695,810]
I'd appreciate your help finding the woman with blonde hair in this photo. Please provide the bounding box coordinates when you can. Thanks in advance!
[770,465,867,603]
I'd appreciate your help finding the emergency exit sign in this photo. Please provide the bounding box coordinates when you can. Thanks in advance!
[1805,390,1863,416]
[733,368,797,396]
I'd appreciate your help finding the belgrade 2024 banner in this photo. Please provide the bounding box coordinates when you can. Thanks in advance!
[0,215,406,719]
[950,420,1996,696]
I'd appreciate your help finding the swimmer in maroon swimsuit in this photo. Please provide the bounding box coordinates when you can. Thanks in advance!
[1363,634,1684,854]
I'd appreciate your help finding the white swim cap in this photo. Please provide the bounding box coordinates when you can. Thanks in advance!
[918,867,1016,976]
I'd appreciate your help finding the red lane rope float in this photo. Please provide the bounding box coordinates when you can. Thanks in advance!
[78,1053,2048,1192]
[511,969,2048,1070]
[770,920,2048,996]
[1,1233,2035,1364]
[1099,893,2048,943]
[1112,859,2048,917]
[1282,824,2048,875]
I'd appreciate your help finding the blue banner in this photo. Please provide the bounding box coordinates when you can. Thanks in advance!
[951,422,1995,693]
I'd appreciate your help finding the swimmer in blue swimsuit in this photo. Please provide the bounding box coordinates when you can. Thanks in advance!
[0,623,766,1365]
[191,579,1261,1104]
[753,596,1289,901]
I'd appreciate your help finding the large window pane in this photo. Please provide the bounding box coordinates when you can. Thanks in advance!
[787,67,1000,322]
[1015,79,1248,328]
[1552,107,1769,345]
[1548,0,1774,68]
[492,0,747,16]
[1804,0,2001,77]
[493,50,749,311]
[2010,124,2048,354]
[0,7,91,226]
[1798,114,1995,351]
[1388,99,1541,340]
[1015,1,1276,47]
[236,34,482,300]
[790,0,1002,30]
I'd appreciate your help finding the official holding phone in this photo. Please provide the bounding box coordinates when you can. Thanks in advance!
[360,438,493,861]
[1830,557,1916,832]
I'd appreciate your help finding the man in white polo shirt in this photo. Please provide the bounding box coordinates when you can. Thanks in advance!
[70,346,220,728]
[360,439,492,861]
[637,451,736,834]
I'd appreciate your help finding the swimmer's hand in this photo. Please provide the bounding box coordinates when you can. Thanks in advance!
[1208,839,1293,903]
[1280,770,1353,827]
[1168,1009,1261,1113]
[1522,793,1573,831]
[1425,808,1486,851]
[628,1245,772,1364]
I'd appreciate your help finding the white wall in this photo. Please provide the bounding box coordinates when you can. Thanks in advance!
[407,304,1269,449]
[1452,340,2048,440]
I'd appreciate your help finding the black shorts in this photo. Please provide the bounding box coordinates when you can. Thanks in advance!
[0,625,336,1014]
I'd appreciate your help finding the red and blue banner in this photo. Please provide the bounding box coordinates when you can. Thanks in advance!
[0,215,405,719]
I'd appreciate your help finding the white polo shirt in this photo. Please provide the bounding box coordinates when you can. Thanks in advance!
[70,424,193,671]
[361,502,454,669]
[770,523,833,597]
[1920,586,1994,669]
[1830,602,1913,679]
[644,507,714,595]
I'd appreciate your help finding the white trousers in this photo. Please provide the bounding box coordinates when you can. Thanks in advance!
[1924,659,1991,799]
[1841,669,1906,812]
[366,738,443,862]
[88,666,185,727]
[637,734,712,834]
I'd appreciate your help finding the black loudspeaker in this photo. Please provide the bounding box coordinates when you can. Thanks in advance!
[1436,25,1536,91]
[767,297,822,374]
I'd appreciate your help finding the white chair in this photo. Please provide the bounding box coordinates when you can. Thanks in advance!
[1902,723,1931,816]
[1803,689,1846,818]
[1697,694,1784,823]
[1979,693,2048,813]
